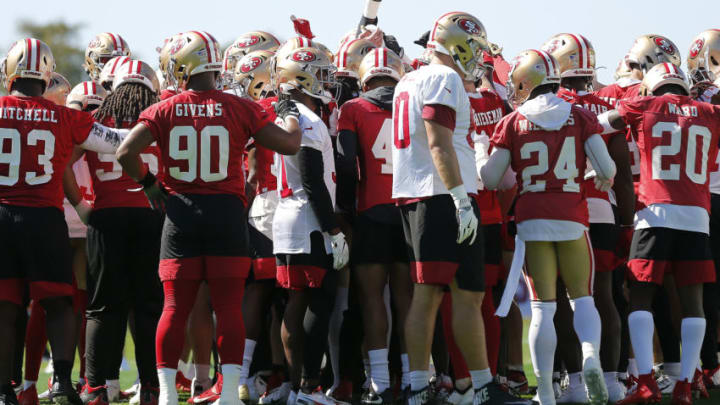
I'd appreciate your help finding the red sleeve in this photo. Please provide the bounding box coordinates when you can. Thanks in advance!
[244,99,273,136]
[490,113,513,151]
[337,101,358,132]
[422,104,456,131]
[137,102,167,141]
[616,97,646,130]
[68,108,96,144]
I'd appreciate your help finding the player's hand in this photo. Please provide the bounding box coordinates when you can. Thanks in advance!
[273,99,301,122]
[139,172,169,213]
[454,197,479,244]
[330,231,350,270]
[73,200,92,225]
[383,34,404,58]
[594,176,614,192]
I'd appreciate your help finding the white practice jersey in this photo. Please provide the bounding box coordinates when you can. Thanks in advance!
[272,101,336,254]
[391,64,477,198]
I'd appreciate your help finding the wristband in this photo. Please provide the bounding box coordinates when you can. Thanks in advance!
[138,171,157,189]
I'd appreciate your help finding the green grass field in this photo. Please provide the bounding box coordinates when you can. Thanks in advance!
[33,322,720,405]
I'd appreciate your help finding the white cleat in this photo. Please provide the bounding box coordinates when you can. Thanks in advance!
[582,358,608,405]
[259,382,291,405]
[604,376,627,403]
[296,391,338,405]
[556,382,588,404]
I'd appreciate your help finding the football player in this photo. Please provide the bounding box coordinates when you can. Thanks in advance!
[96,56,130,92]
[687,29,720,387]
[542,33,636,403]
[334,38,377,106]
[598,63,720,405]
[83,33,131,83]
[221,31,280,90]
[115,31,302,405]
[482,49,616,405]
[335,47,410,405]
[0,38,138,405]
[270,46,349,405]
[391,12,523,405]
[63,61,164,405]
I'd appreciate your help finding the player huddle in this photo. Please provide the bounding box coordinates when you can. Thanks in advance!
[1,6,720,405]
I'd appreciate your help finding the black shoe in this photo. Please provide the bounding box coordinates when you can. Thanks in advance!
[0,385,19,405]
[50,380,83,405]
[361,388,394,405]
[406,387,435,405]
[473,382,529,405]
[79,384,109,405]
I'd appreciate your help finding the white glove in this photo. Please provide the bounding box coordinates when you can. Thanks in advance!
[594,176,614,192]
[449,185,478,244]
[330,232,350,270]
[73,199,92,225]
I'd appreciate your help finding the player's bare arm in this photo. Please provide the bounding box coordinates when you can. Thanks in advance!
[116,123,156,182]
[253,99,303,155]
[607,134,635,226]
[480,148,511,191]
[62,146,87,207]
[425,119,463,190]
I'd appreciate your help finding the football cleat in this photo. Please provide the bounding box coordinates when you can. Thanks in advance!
[188,375,222,404]
[324,380,351,405]
[405,387,433,405]
[615,374,661,405]
[582,357,608,405]
[605,374,627,403]
[79,385,108,405]
[296,390,339,405]
[702,365,720,388]
[556,381,588,404]
[656,372,677,394]
[670,380,691,405]
[1,384,19,405]
[472,382,529,405]
[176,372,193,393]
[139,385,159,405]
[50,379,83,405]
[360,388,393,405]
[192,378,212,399]
[442,388,473,405]
[16,385,38,405]
[258,382,291,405]
[505,370,529,396]
[691,369,708,399]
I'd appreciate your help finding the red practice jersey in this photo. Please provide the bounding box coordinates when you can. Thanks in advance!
[252,97,279,195]
[138,89,273,200]
[470,89,506,224]
[85,117,162,209]
[595,81,641,107]
[160,89,178,101]
[491,105,603,225]
[337,97,393,212]
[557,87,615,202]
[0,96,94,209]
[617,94,720,211]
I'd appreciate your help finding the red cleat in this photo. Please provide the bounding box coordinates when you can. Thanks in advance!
[703,365,720,388]
[176,371,192,393]
[671,379,692,405]
[691,369,708,399]
[17,385,39,405]
[139,385,159,405]
[615,374,661,405]
[187,374,222,404]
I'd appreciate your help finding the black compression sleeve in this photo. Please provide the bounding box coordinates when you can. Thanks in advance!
[335,129,359,215]
[299,147,339,232]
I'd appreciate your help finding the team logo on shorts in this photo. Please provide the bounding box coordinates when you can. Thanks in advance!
[292,50,316,62]
[689,38,705,59]
[654,37,675,55]
[237,35,260,48]
[240,56,263,73]
[457,19,481,35]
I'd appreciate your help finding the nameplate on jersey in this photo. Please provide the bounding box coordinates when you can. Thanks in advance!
[667,103,698,117]
[174,103,223,118]
[0,107,57,123]
[517,115,575,132]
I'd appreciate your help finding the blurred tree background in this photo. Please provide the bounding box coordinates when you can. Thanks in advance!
[17,20,87,84]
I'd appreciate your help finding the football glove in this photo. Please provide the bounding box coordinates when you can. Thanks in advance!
[139,171,168,213]
[273,99,301,122]
[73,200,92,225]
[449,185,478,245]
[330,232,350,270]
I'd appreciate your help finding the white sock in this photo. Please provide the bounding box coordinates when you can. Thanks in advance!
[680,317,706,382]
[469,369,492,390]
[194,364,211,384]
[23,380,36,390]
[178,360,189,376]
[240,339,257,385]
[529,301,556,403]
[568,372,582,388]
[368,348,390,394]
[328,287,348,390]
[627,359,638,378]
[220,364,242,401]
[158,368,179,405]
[401,354,410,389]
[664,362,681,378]
[409,370,429,391]
[569,296,602,364]
[604,372,617,386]
[628,311,654,375]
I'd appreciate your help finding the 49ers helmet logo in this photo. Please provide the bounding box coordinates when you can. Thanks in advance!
[542,39,562,55]
[457,18,481,35]
[240,56,262,73]
[169,38,185,55]
[88,38,101,48]
[292,50,316,62]
[237,35,260,48]
[654,37,675,55]
[690,38,705,59]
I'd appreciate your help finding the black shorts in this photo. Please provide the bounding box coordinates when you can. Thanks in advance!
[86,207,164,315]
[628,227,715,287]
[0,204,73,305]
[248,223,276,281]
[400,195,485,292]
[159,194,250,281]
[276,231,333,290]
[483,224,503,287]
[351,204,407,265]
[589,223,620,272]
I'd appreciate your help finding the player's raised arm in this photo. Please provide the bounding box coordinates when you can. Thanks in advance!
[252,99,302,155]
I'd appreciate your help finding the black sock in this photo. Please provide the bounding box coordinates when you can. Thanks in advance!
[53,360,72,382]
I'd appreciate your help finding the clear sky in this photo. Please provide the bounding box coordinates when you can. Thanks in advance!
[4,0,720,84]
